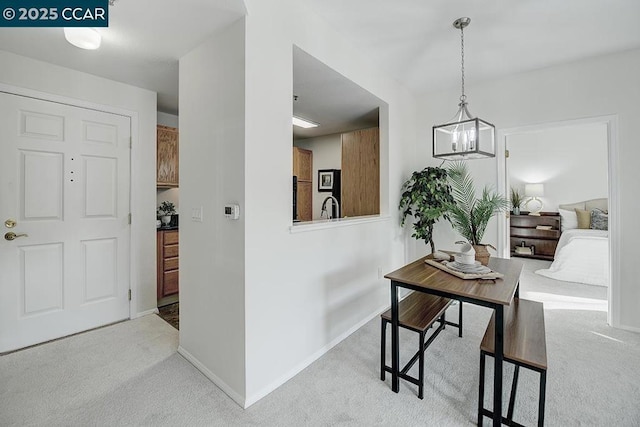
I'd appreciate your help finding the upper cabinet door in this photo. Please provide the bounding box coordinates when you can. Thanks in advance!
[293,147,313,182]
[157,125,179,188]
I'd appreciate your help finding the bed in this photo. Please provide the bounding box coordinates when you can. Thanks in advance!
[535,198,609,287]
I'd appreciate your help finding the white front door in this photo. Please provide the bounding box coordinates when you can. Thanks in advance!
[0,92,131,353]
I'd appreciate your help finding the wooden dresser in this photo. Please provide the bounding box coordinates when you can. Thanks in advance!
[157,229,179,300]
[510,213,561,261]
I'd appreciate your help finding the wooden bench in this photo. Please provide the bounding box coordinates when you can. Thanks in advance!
[381,291,462,399]
[479,298,547,426]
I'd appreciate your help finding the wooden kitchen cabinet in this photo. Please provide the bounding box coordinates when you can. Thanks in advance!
[157,229,179,300]
[293,147,313,221]
[341,127,380,217]
[157,125,179,188]
[510,213,561,260]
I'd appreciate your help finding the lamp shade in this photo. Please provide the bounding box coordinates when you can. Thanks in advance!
[525,183,544,197]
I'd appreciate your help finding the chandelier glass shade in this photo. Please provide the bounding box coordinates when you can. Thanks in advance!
[432,17,495,160]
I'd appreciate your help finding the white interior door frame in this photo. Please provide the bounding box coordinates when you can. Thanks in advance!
[496,115,620,327]
[0,82,141,321]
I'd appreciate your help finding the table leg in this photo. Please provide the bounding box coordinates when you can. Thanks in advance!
[391,281,399,393]
[493,305,504,426]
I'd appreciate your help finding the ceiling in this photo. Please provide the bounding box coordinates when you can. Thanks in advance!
[292,47,382,140]
[0,0,246,115]
[304,0,640,95]
[0,0,639,121]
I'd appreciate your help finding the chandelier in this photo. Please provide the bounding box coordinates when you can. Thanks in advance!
[433,17,495,160]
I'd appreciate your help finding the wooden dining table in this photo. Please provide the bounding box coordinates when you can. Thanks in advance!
[384,256,524,427]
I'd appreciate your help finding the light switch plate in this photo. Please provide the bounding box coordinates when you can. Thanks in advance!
[191,207,203,222]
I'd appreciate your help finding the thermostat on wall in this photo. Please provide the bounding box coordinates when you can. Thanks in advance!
[224,204,240,220]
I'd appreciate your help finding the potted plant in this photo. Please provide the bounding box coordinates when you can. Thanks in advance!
[399,166,453,254]
[157,201,176,227]
[445,161,509,265]
[510,186,523,215]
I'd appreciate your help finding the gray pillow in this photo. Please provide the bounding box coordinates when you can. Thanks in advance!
[590,208,608,230]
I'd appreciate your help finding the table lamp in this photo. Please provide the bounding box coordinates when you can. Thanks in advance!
[525,183,544,216]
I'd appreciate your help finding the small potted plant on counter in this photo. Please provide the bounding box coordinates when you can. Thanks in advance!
[157,201,176,227]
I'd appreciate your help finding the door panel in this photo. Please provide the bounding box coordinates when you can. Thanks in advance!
[82,238,117,303]
[83,120,118,145]
[83,156,118,217]
[21,150,65,220]
[20,110,65,141]
[20,243,64,315]
[0,92,131,352]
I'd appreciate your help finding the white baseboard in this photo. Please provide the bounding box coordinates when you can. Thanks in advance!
[177,345,246,408]
[615,323,640,333]
[133,308,159,318]
[243,302,389,408]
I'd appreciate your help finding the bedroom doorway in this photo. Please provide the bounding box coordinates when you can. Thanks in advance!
[496,116,617,322]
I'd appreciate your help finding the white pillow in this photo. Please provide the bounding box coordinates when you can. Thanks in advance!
[559,208,577,232]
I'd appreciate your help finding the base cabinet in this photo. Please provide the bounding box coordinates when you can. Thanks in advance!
[157,230,179,299]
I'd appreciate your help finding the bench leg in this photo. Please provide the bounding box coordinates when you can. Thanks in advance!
[478,352,486,426]
[539,370,547,427]
[507,365,520,423]
[380,318,387,381]
[418,330,425,399]
[459,301,463,338]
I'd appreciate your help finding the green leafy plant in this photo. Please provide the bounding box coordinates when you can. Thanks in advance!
[445,161,509,245]
[399,166,453,254]
[157,201,176,216]
[510,187,523,211]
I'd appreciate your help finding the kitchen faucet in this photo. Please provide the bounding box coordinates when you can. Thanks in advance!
[320,196,340,219]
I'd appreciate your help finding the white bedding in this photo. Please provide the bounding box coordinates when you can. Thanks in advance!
[535,229,609,287]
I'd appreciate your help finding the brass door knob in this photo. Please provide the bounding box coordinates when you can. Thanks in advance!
[4,219,16,228]
[4,232,28,241]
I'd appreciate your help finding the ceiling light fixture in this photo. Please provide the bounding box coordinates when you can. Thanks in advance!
[292,116,319,129]
[433,17,495,160]
[64,28,101,50]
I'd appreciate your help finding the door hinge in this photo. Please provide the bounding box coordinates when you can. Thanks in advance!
[128,213,132,224]
[128,289,132,301]
[505,149,510,158]
[129,137,132,149]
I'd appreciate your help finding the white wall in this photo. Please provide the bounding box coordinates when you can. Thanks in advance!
[157,111,179,128]
[419,48,640,331]
[156,188,179,213]
[0,50,158,317]
[178,19,247,401]
[508,123,608,211]
[294,134,341,219]
[242,0,416,406]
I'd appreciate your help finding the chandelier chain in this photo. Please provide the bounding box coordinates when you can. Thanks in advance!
[460,24,466,103]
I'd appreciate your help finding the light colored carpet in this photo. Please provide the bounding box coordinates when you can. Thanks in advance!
[1,259,639,426]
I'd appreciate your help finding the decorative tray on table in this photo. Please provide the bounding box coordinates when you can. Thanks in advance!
[424,258,504,280]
